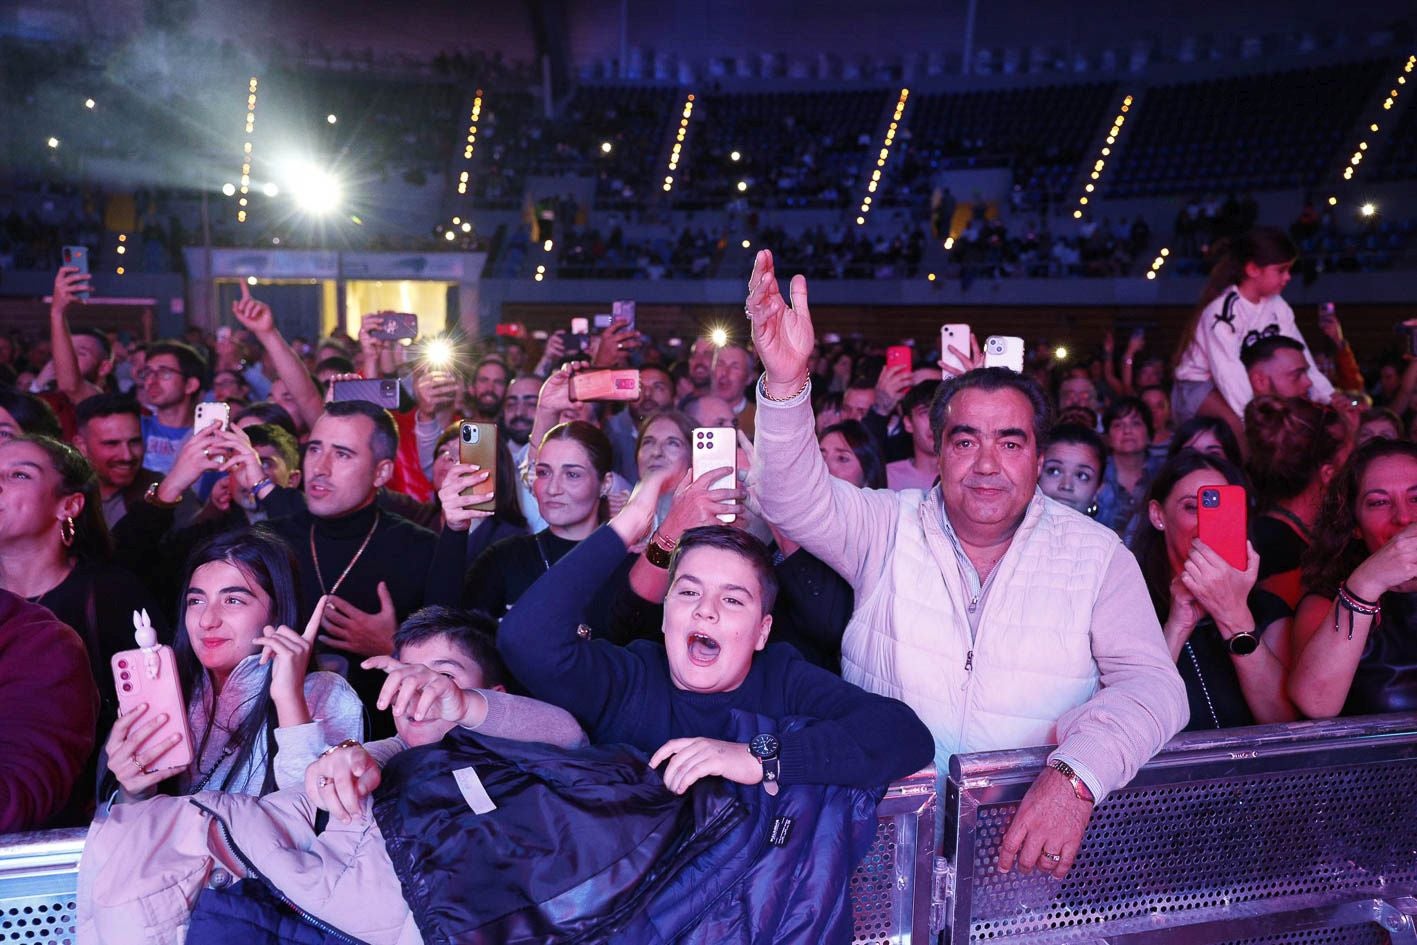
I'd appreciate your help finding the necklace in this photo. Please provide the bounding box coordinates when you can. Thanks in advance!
[1184,641,1222,729]
[1267,506,1312,542]
[534,532,553,574]
[310,510,381,597]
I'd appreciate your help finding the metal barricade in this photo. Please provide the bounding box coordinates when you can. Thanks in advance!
[0,771,939,945]
[938,714,1417,945]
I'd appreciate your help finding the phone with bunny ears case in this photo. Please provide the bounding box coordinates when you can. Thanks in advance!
[111,609,194,773]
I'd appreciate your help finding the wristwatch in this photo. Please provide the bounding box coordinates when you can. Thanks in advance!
[143,481,182,509]
[1048,759,1094,804]
[748,733,781,796]
[1227,630,1260,656]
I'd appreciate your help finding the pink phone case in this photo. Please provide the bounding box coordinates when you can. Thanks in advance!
[111,645,194,773]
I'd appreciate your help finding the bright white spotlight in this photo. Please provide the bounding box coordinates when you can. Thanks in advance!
[47,137,59,149]
[600,141,612,153]
[1361,202,1377,217]
[221,182,237,197]
[326,114,338,124]
[1054,346,1069,361]
[84,98,95,110]
[262,182,279,197]
[710,327,728,347]
[285,162,342,214]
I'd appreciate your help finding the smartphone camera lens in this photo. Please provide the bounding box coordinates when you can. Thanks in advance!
[1201,489,1219,508]
[122,683,132,692]
[461,426,471,442]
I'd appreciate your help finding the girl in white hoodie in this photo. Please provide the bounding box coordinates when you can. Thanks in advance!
[1172,227,1333,433]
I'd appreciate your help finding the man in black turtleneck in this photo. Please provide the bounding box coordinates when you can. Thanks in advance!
[128,400,435,738]
[246,401,435,736]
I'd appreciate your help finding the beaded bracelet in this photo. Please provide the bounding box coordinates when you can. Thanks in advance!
[1334,582,1381,640]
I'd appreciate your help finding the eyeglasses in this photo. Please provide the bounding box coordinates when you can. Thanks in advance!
[136,366,183,383]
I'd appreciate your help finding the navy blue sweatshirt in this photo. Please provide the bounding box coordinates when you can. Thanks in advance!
[498,525,934,787]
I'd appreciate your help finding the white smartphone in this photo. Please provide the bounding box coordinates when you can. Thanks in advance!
[940,323,971,374]
[983,336,1025,373]
[194,401,230,433]
[691,427,737,524]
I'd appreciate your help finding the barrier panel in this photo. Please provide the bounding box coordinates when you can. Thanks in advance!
[938,714,1417,945]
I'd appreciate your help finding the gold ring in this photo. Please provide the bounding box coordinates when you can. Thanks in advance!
[1042,851,1062,862]
[318,776,333,788]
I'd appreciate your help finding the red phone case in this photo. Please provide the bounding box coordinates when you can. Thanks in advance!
[886,346,912,372]
[1196,485,1247,571]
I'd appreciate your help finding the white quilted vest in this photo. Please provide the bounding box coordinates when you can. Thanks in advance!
[841,489,1119,771]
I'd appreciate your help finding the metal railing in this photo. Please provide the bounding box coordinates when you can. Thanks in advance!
[938,713,1417,945]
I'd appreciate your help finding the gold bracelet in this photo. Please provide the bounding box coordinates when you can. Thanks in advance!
[319,739,362,759]
[759,375,810,403]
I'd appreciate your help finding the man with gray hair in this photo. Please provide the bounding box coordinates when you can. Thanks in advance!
[744,249,1187,879]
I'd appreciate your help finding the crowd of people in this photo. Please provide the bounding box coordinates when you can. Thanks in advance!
[1,221,1415,941]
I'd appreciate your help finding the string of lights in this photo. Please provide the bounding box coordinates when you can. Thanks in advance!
[1073,93,1132,220]
[236,76,258,224]
[858,88,909,226]
[663,93,695,193]
[1144,246,1171,281]
[1329,53,1413,207]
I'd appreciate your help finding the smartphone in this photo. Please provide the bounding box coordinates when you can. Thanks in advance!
[111,646,194,775]
[458,421,498,512]
[569,317,591,353]
[1197,484,1248,571]
[495,323,522,337]
[370,313,418,342]
[194,401,230,433]
[983,335,1025,373]
[940,324,971,373]
[62,245,91,300]
[216,326,232,344]
[886,345,913,373]
[692,427,737,523]
[569,369,641,402]
[592,313,614,331]
[611,299,636,330]
[331,378,400,409]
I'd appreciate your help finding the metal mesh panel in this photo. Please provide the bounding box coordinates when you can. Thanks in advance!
[965,758,1417,942]
[851,819,900,943]
[0,895,77,945]
[1216,926,1390,945]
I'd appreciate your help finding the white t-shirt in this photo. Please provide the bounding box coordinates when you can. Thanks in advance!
[1174,287,1334,416]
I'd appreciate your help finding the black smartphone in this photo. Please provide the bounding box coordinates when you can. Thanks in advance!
[330,378,400,409]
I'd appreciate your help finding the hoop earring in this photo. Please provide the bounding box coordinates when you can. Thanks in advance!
[60,516,76,548]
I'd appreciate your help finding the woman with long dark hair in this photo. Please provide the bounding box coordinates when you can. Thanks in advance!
[1291,439,1417,717]
[101,526,363,801]
[818,419,888,490]
[1130,451,1295,729]
[0,436,163,758]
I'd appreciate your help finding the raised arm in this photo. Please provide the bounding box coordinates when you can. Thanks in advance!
[49,267,103,402]
[232,284,323,432]
[746,249,901,588]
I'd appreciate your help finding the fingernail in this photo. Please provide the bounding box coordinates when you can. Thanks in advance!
[155,713,168,723]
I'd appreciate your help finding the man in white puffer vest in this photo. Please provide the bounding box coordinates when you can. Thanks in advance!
[744,249,1188,879]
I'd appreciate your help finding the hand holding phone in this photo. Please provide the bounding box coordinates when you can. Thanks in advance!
[370,313,419,342]
[692,427,738,523]
[569,369,640,402]
[194,402,230,434]
[1196,485,1248,571]
[886,345,913,373]
[458,421,498,512]
[939,324,973,376]
[108,610,194,792]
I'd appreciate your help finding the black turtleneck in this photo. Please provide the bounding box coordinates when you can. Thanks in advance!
[262,487,436,737]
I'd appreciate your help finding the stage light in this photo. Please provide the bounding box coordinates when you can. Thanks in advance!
[943,237,955,250]
[1055,346,1069,361]
[327,114,337,124]
[47,137,58,148]
[536,265,546,274]
[262,182,279,197]
[118,234,126,243]
[285,163,342,214]
[1361,202,1377,217]
[116,245,125,255]
[534,273,544,282]
[737,181,747,192]
[730,151,741,162]
[116,267,125,275]
[1160,247,1169,257]
[222,182,236,197]
[246,276,258,286]
[927,272,937,282]
[601,141,612,154]
[1146,271,1156,280]
[444,230,456,241]
[84,98,95,109]
[741,239,750,248]
[710,328,728,347]
[461,222,471,233]
[543,239,554,252]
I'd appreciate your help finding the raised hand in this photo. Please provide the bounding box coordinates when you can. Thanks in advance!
[232,282,276,337]
[257,597,326,723]
[51,266,91,314]
[745,250,815,397]
[437,464,496,532]
[1348,522,1417,601]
